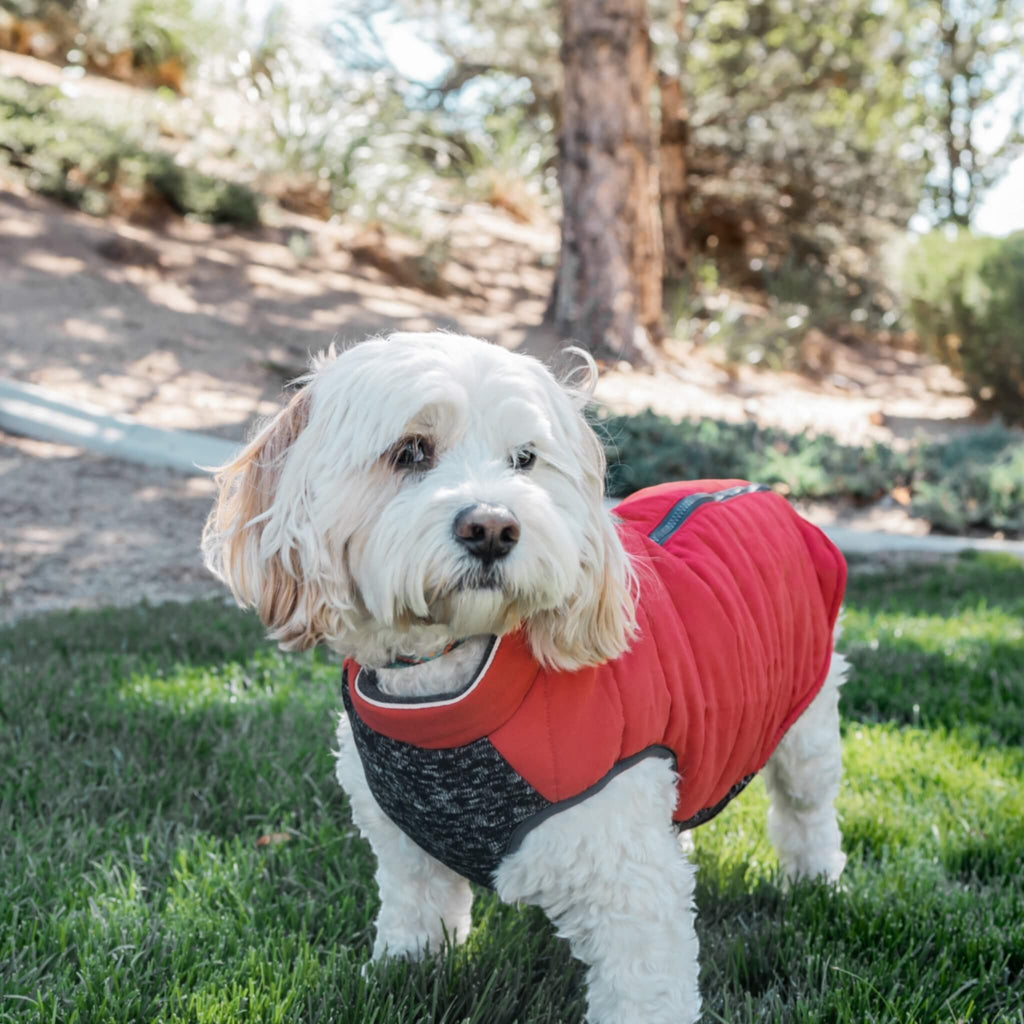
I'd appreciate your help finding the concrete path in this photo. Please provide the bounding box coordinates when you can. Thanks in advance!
[3,375,1021,560]
[820,525,1024,560]
[0,377,238,474]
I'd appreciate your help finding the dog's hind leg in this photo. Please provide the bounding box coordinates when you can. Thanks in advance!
[334,714,473,960]
[493,753,701,1024]
[762,650,849,884]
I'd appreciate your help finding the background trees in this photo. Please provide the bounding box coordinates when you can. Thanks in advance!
[2,0,1022,402]
[375,0,1022,351]
[911,0,1024,226]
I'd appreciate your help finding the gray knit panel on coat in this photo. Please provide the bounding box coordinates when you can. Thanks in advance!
[342,682,551,888]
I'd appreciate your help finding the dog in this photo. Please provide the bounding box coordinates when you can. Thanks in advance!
[202,331,849,1024]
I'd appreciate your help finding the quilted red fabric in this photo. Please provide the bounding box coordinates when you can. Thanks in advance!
[347,480,847,823]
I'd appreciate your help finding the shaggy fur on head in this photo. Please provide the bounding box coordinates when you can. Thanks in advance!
[202,332,637,670]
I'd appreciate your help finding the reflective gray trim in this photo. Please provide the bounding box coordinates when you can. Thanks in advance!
[356,636,498,706]
[676,772,754,832]
[648,483,772,545]
[504,747,756,862]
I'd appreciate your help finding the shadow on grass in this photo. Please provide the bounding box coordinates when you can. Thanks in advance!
[840,634,1024,744]
[1,609,341,839]
[0,598,273,671]
[840,555,1024,746]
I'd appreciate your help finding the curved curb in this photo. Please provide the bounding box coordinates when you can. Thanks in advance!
[0,377,239,474]
[821,525,1024,560]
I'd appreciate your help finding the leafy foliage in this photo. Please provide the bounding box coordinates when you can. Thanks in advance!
[0,76,260,224]
[676,0,929,266]
[600,410,905,500]
[908,0,1024,226]
[598,409,1024,534]
[378,0,1020,279]
[0,0,232,76]
[220,8,536,234]
[912,423,1024,533]
[902,230,1024,422]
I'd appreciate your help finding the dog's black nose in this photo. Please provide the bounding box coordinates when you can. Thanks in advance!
[453,504,520,563]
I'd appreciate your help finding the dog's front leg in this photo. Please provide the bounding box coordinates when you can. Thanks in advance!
[494,754,701,1024]
[335,714,473,960]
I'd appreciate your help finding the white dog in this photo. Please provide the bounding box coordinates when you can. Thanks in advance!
[202,331,849,1024]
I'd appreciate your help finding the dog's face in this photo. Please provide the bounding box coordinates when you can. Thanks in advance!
[203,333,635,669]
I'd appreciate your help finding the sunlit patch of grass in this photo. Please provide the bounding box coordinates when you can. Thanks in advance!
[840,723,1024,874]
[2,552,1022,1022]
[692,723,1023,1023]
[842,553,1024,745]
[694,722,1024,886]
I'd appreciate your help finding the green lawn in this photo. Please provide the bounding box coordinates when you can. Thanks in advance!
[2,552,1022,1023]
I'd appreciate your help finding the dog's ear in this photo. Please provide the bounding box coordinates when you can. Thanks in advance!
[202,386,323,649]
[527,419,637,671]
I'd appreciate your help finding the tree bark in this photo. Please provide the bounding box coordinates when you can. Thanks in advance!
[659,0,690,280]
[552,0,663,363]
[659,70,689,279]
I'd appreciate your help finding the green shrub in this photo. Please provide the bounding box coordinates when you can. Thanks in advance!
[911,422,1024,533]
[902,230,1024,422]
[146,161,260,224]
[597,410,909,501]
[0,77,260,225]
[597,409,1024,535]
[1,0,231,76]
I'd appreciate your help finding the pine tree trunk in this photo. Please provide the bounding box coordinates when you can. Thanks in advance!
[552,0,663,363]
[659,0,690,281]
[659,70,689,280]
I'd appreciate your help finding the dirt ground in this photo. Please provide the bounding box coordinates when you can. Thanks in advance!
[0,433,220,623]
[0,101,980,623]
[0,172,563,622]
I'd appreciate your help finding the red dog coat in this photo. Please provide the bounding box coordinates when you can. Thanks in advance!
[343,480,847,887]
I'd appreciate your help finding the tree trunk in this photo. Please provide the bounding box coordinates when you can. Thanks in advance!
[659,0,690,281]
[552,0,663,363]
[659,70,689,279]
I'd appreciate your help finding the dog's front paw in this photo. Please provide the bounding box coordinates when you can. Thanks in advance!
[371,933,435,963]
[780,847,847,889]
[360,947,423,982]
[370,918,470,965]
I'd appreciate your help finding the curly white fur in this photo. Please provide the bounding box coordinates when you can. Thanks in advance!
[203,331,849,1024]
[494,754,702,1024]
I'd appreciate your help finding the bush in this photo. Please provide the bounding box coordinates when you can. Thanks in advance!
[0,0,231,83]
[0,77,260,225]
[902,230,1024,422]
[597,409,1024,535]
[597,410,909,501]
[146,161,260,225]
[911,422,1024,534]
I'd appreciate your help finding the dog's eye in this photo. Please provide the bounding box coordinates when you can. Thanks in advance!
[510,446,537,472]
[392,436,434,471]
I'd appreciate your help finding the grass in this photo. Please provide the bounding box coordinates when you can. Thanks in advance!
[1,552,1022,1022]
